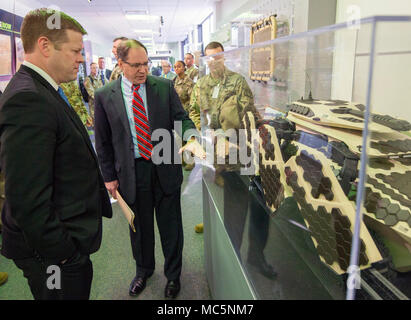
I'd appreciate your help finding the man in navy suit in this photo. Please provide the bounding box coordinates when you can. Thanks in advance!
[0,8,112,300]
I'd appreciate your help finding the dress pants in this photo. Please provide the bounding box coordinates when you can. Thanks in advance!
[13,253,93,300]
[129,158,183,281]
[222,171,269,263]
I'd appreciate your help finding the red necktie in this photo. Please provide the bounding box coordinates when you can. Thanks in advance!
[132,84,152,160]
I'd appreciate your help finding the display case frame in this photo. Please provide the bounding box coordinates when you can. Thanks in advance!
[199,15,411,300]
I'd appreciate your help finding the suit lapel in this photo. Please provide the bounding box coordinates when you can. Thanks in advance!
[21,66,98,162]
[109,78,132,140]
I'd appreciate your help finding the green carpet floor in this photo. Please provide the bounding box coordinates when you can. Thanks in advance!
[0,168,211,300]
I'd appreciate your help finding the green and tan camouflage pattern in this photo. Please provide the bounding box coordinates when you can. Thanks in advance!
[109,65,122,82]
[60,80,90,127]
[189,67,255,131]
[84,75,103,119]
[174,75,194,112]
[185,66,199,82]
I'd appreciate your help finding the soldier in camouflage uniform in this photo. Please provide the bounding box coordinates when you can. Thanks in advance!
[174,60,195,170]
[189,42,276,278]
[184,53,199,82]
[109,37,128,82]
[189,48,255,133]
[60,80,93,127]
[84,62,103,121]
[188,41,255,222]
[174,60,194,111]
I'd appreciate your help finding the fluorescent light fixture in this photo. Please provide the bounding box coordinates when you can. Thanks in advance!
[125,10,148,16]
[139,36,152,41]
[126,11,159,21]
[134,29,160,34]
[134,29,154,33]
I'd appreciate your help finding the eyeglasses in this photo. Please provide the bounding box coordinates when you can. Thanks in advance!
[123,60,149,69]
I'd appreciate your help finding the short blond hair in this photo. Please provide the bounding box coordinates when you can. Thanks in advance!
[21,8,87,53]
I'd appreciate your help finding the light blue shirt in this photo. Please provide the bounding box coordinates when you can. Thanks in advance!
[121,76,149,159]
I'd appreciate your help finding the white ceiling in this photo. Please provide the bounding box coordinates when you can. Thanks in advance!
[15,0,214,46]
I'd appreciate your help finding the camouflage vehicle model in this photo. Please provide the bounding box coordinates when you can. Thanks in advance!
[241,96,411,298]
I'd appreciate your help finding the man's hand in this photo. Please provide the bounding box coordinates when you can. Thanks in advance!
[105,180,119,199]
[86,116,93,127]
[179,138,206,160]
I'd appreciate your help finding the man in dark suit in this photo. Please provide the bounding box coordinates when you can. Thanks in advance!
[0,8,112,300]
[98,57,111,85]
[94,39,204,299]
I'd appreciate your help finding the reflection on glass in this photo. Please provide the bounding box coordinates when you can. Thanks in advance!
[200,16,411,300]
[0,33,12,76]
[15,36,24,72]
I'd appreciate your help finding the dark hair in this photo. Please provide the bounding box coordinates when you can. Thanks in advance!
[98,56,105,60]
[117,39,148,61]
[21,8,87,53]
[184,53,194,58]
[204,41,224,53]
[175,60,186,68]
[90,62,97,67]
[113,36,128,42]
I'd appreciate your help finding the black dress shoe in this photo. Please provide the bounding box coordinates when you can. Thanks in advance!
[165,279,180,299]
[247,258,277,279]
[258,260,277,279]
[129,276,147,296]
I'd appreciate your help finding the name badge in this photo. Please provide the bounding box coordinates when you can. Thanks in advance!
[212,85,220,99]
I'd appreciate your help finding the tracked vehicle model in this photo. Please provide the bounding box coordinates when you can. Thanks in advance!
[242,98,411,279]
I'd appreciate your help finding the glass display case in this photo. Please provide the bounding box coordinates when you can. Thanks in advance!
[198,16,411,300]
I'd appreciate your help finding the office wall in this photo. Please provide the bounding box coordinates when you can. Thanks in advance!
[333,0,411,120]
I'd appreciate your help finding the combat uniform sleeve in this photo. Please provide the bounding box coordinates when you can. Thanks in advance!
[61,82,89,127]
[72,101,90,126]
[186,81,194,102]
[188,82,202,130]
[109,66,122,82]
[84,77,95,100]
[237,77,256,119]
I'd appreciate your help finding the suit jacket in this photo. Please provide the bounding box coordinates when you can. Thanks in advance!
[0,65,112,261]
[94,75,197,204]
[105,69,112,82]
[99,69,111,85]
